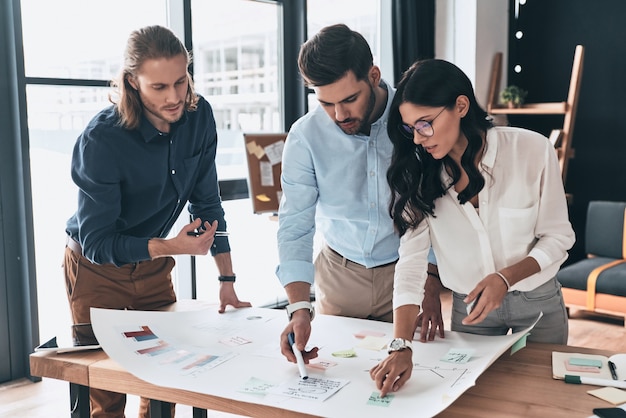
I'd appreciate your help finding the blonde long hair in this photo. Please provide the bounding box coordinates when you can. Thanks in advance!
[110,25,198,129]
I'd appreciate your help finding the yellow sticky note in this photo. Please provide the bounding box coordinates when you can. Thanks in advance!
[256,194,271,202]
[587,387,626,405]
[357,336,387,351]
[332,348,356,358]
[245,141,265,159]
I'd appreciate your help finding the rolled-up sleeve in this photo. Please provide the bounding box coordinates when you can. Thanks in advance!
[528,136,575,269]
[276,131,318,287]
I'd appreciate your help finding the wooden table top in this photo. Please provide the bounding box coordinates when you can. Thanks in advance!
[30,349,107,387]
[438,343,614,418]
[29,300,618,417]
[31,342,616,418]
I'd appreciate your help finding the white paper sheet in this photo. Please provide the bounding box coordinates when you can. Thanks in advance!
[91,307,540,418]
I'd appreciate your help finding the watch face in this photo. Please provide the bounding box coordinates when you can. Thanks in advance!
[390,339,404,351]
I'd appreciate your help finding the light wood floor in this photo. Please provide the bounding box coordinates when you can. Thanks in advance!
[2,291,625,417]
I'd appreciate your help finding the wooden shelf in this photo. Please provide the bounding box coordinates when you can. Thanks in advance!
[488,101,568,115]
[486,45,584,197]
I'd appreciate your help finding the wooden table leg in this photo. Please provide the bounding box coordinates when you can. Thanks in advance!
[69,382,90,418]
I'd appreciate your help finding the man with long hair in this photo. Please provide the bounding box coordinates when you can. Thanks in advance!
[63,25,250,417]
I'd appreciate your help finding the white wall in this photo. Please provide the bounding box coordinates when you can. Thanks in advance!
[436,0,509,108]
[378,0,394,82]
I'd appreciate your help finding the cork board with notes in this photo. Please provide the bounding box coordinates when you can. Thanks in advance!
[244,133,287,214]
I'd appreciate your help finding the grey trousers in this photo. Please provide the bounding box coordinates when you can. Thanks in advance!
[451,276,569,344]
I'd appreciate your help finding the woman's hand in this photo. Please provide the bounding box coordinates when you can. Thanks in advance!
[462,273,508,325]
[415,270,445,342]
[369,350,413,397]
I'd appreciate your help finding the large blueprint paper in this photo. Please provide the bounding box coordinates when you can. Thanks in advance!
[91,306,539,418]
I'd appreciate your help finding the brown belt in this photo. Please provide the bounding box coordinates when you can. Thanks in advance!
[66,236,83,256]
[328,246,397,269]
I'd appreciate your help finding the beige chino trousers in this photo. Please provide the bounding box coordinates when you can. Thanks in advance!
[313,245,395,323]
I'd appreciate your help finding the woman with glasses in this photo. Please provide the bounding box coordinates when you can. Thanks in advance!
[370,59,575,397]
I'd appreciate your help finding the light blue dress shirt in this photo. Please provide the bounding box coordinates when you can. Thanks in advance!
[276,81,400,287]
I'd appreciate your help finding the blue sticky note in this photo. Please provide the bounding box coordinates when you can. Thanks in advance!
[569,357,602,368]
[367,392,394,406]
[441,348,475,364]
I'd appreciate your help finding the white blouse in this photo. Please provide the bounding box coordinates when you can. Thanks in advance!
[393,126,576,310]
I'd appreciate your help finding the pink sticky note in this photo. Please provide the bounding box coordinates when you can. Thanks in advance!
[308,359,338,370]
[564,360,601,373]
[220,336,251,346]
[354,330,385,339]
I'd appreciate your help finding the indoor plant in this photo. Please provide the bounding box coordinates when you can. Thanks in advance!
[499,85,528,108]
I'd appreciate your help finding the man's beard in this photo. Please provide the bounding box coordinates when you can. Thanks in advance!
[336,83,376,135]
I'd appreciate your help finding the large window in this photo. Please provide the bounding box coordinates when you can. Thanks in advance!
[18,0,383,345]
[21,1,165,80]
[20,0,286,342]
[307,0,379,50]
[189,0,285,307]
[190,0,381,306]
[21,0,168,343]
[305,0,381,109]
[191,0,282,180]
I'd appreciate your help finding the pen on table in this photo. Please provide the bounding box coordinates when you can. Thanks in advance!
[187,230,229,237]
[564,374,626,389]
[288,332,308,380]
[609,360,619,380]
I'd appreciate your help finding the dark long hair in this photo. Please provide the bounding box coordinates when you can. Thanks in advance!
[387,59,493,236]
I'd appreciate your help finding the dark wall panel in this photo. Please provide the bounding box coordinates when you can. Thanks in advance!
[505,0,626,263]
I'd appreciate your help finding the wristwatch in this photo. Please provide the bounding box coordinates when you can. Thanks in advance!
[388,338,413,354]
[285,301,315,321]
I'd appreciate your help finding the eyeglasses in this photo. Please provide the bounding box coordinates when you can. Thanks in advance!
[398,107,447,139]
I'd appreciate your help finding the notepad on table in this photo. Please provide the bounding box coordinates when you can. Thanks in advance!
[552,352,612,380]
[552,352,626,381]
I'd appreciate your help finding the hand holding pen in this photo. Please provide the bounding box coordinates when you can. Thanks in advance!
[177,219,219,256]
[187,225,229,237]
[280,319,319,371]
[150,219,220,258]
[187,230,229,237]
[288,332,308,379]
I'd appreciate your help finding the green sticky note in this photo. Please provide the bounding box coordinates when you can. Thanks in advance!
[569,357,602,368]
[237,377,275,395]
[332,348,357,358]
[510,332,528,354]
[441,348,475,364]
[367,391,394,406]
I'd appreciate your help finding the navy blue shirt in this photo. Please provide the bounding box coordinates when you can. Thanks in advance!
[66,95,230,266]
